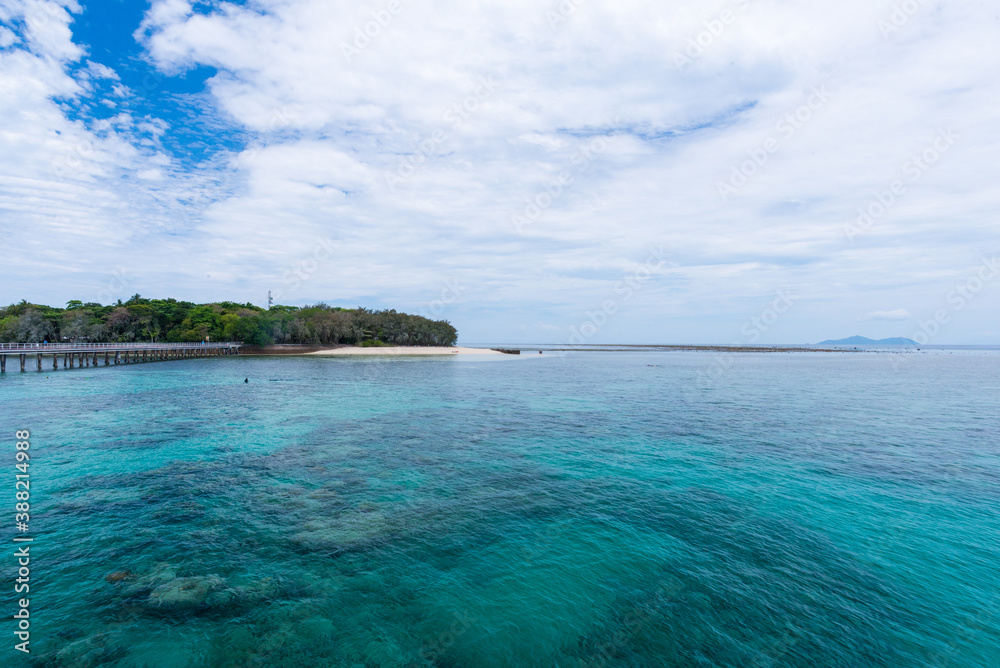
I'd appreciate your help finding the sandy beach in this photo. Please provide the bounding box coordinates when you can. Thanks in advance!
[306,346,504,356]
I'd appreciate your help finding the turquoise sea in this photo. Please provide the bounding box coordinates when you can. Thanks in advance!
[3,350,999,667]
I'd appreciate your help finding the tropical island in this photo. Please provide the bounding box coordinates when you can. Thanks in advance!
[0,296,458,348]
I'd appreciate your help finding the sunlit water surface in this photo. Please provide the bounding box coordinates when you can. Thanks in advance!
[3,351,999,667]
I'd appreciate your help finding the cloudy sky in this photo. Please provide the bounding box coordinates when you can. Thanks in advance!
[1,0,997,344]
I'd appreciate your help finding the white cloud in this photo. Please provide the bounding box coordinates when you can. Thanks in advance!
[865,309,912,321]
[85,60,119,80]
[18,0,83,62]
[0,26,18,48]
[0,0,216,304]
[1,0,999,343]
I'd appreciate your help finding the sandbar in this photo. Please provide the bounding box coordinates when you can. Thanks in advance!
[306,346,504,356]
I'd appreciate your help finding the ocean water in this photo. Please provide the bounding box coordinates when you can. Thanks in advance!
[2,351,999,667]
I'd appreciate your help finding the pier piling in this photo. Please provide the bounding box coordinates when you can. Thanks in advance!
[0,343,241,374]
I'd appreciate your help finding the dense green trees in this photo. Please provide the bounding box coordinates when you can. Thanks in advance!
[0,296,457,347]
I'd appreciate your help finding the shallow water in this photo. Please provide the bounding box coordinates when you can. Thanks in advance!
[3,351,999,667]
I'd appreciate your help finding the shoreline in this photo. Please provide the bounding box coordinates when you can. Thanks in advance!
[236,343,931,356]
[241,345,504,356]
[539,345,861,353]
[307,346,504,356]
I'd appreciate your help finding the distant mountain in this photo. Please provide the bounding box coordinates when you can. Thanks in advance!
[818,335,919,346]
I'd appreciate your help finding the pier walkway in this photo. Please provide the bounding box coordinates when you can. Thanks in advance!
[0,342,241,373]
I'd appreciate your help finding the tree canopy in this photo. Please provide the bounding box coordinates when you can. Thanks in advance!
[0,296,457,347]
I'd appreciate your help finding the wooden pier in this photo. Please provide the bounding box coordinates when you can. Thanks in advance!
[0,342,241,373]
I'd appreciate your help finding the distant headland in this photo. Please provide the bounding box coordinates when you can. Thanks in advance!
[818,336,919,346]
[0,296,457,347]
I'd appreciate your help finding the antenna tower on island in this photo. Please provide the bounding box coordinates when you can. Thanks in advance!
[268,291,273,310]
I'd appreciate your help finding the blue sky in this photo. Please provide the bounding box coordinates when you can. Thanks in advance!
[0,0,998,344]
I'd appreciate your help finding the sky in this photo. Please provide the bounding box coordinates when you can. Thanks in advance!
[0,0,998,345]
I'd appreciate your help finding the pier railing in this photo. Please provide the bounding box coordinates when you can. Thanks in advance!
[0,342,240,351]
[0,341,242,373]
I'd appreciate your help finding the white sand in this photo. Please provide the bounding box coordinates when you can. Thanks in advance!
[306,346,504,356]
